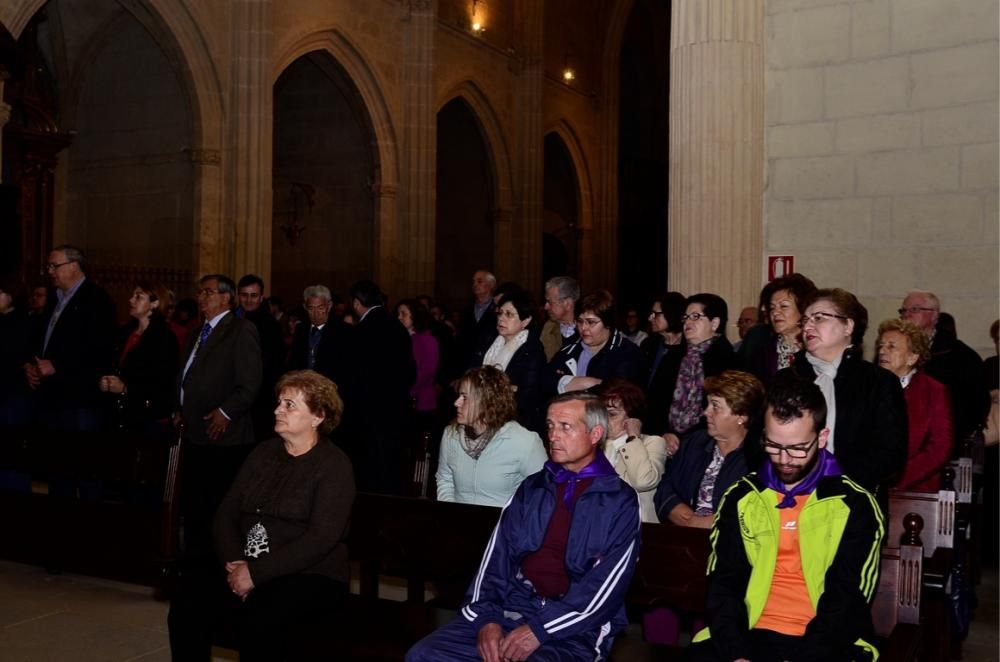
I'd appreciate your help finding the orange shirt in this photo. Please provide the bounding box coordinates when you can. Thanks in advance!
[755,494,816,636]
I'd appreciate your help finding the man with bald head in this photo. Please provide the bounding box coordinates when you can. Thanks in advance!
[900,290,988,447]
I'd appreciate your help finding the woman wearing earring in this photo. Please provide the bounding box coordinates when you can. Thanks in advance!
[99,282,179,436]
[655,371,764,528]
[783,288,907,496]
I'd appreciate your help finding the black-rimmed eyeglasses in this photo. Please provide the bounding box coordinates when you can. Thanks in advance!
[762,435,818,459]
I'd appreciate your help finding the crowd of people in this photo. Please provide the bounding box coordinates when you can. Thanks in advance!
[0,244,996,660]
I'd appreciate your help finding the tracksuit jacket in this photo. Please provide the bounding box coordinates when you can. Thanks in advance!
[693,472,884,661]
[459,468,641,654]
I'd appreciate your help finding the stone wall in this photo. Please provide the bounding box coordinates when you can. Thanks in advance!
[765,0,999,355]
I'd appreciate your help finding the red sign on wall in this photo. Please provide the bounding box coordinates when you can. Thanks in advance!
[768,255,794,281]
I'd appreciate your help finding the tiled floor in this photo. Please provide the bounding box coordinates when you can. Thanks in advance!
[0,559,995,661]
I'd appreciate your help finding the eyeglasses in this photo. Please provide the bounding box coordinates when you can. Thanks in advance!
[45,261,75,271]
[681,312,709,322]
[197,288,220,297]
[576,317,603,328]
[648,310,665,318]
[898,306,936,316]
[798,312,848,327]
[545,297,567,306]
[498,310,521,319]
[763,435,818,459]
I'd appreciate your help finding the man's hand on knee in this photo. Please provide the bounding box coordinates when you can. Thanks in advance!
[477,622,503,662]
[498,624,540,662]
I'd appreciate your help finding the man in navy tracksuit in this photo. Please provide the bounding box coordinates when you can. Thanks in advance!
[406,392,641,661]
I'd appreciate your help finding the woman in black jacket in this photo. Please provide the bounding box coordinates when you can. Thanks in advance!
[781,288,907,496]
[543,289,643,397]
[639,292,687,436]
[481,291,546,432]
[99,282,179,437]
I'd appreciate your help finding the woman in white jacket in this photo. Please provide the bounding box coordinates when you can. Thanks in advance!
[601,378,669,522]
[436,366,547,507]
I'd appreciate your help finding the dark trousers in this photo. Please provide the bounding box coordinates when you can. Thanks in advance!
[168,566,346,661]
[179,443,253,561]
[405,612,613,662]
[685,628,875,662]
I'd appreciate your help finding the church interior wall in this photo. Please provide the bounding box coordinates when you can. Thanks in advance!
[764,0,999,356]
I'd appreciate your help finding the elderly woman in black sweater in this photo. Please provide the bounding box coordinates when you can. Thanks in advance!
[169,370,355,661]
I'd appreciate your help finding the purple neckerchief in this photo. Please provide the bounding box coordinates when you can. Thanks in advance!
[544,452,617,511]
[760,449,842,509]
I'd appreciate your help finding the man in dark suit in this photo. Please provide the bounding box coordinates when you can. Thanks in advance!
[236,274,283,439]
[23,245,116,431]
[175,274,262,561]
[287,283,352,386]
[460,269,499,368]
[347,279,416,494]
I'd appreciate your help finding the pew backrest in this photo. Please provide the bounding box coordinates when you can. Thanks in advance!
[888,489,955,557]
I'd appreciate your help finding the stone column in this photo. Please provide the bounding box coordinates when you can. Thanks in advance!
[373,183,399,292]
[191,148,224,277]
[668,0,764,337]
[226,0,273,283]
[398,0,436,298]
[511,0,544,286]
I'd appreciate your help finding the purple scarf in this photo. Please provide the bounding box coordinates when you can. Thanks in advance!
[544,452,617,511]
[760,449,842,509]
[669,336,716,434]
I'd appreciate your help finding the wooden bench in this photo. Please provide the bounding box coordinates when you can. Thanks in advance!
[0,424,180,590]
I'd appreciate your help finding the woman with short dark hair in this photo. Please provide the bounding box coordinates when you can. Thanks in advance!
[655,370,764,528]
[543,289,643,395]
[782,288,907,495]
[639,292,687,436]
[169,369,355,661]
[744,273,817,386]
[482,291,546,431]
[99,281,179,435]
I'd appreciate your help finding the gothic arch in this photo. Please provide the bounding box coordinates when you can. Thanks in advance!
[1,0,223,152]
[544,120,593,237]
[436,79,513,213]
[274,29,399,190]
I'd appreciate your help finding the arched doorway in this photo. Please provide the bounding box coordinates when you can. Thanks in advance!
[618,0,669,311]
[271,51,376,307]
[542,132,580,283]
[435,97,495,310]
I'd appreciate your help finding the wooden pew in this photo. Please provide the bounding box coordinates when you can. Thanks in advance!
[0,425,178,589]
[873,513,924,662]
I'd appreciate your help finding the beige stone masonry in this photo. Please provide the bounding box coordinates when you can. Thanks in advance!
[767,122,835,158]
[891,194,983,243]
[923,101,1000,147]
[910,41,1000,110]
[772,155,854,199]
[767,4,850,69]
[766,66,825,124]
[960,143,1000,191]
[856,147,959,196]
[890,0,998,54]
[850,0,889,60]
[835,113,920,153]
[856,247,920,296]
[824,56,909,119]
[766,198,871,247]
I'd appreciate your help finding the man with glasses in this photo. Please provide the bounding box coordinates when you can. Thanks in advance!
[540,276,580,361]
[22,245,116,432]
[688,372,883,661]
[175,273,262,563]
[900,290,988,447]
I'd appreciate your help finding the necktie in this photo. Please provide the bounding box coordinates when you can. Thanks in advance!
[193,323,212,359]
[308,326,321,369]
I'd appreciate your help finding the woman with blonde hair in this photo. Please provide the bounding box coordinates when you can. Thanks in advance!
[876,318,953,491]
[436,365,547,506]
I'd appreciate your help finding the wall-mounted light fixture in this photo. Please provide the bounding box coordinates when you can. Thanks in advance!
[562,54,576,84]
[471,0,486,34]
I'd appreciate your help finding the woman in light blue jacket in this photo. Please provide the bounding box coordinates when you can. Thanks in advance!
[436,366,547,507]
